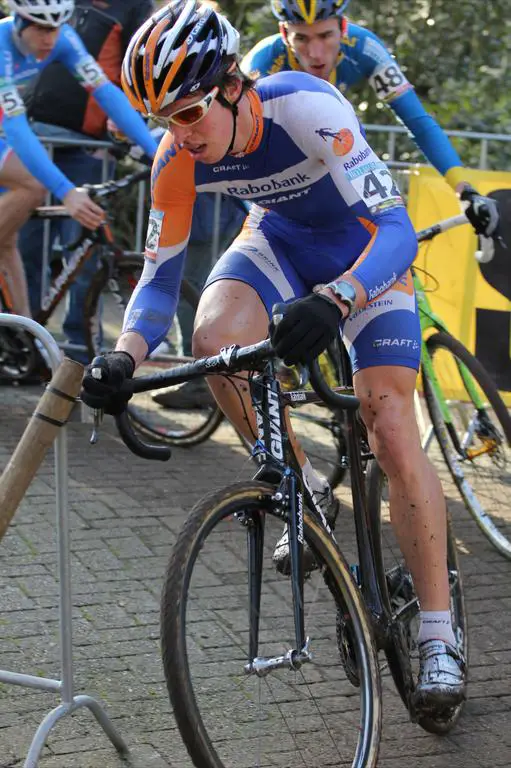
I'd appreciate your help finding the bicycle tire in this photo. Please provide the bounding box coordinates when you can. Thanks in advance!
[0,287,39,381]
[422,331,511,558]
[161,481,382,768]
[366,459,467,735]
[83,253,224,446]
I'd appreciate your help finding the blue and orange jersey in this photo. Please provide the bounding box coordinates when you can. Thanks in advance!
[123,72,418,352]
[241,19,464,185]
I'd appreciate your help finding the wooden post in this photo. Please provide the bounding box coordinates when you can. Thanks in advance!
[0,358,84,542]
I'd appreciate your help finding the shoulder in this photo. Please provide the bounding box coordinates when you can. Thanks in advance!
[241,34,288,78]
[0,17,14,49]
[256,72,360,143]
[152,133,196,200]
[343,21,395,67]
[257,70,344,105]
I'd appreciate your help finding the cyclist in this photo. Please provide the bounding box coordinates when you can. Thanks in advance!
[81,0,496,712]
[241,0,501,215]
[0,0,159,319]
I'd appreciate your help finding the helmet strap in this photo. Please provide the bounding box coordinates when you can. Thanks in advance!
[13,14,34,35]
[218,90,243,155]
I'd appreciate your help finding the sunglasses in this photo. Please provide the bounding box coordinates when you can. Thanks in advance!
[151,86,219,128]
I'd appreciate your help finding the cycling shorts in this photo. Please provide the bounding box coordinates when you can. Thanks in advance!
[204,213,421,374]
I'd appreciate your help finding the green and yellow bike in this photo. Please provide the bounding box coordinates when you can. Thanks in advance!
[290,213,511,558]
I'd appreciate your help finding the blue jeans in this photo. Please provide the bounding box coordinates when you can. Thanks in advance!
[19,127,113,363]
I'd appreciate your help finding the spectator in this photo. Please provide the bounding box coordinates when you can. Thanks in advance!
[19,0,155,363]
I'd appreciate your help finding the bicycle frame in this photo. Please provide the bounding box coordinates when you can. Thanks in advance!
[28,166,151,329]
[414,217,489,448]
[109,339,395,666]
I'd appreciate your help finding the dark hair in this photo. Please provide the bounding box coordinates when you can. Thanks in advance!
[214,55,256,98]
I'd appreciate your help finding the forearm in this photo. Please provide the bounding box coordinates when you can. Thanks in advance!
[115,331,149,368]
[391,90,462,181]
[93,81,158,158]
[3,117,74,200]
[121,252,186,355]
[346,210,418,305]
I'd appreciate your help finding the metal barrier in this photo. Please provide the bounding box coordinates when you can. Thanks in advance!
[0,315,129,767]
[32,132,147,303]
[363,123,511,171]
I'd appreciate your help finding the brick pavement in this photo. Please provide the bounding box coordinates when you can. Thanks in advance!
[1,384,511,768]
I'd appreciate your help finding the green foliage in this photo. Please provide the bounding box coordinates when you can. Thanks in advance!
[225,0,511,169]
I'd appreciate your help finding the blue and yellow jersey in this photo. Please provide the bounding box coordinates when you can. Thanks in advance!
[242,19,465,188]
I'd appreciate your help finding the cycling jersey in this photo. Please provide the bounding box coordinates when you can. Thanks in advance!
[124,72,420,372]
[0,16,158,200]
[241,19,462,180]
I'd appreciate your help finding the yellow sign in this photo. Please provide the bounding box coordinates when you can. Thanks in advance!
[407,166,511,403]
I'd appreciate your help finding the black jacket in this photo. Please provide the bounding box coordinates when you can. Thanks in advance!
[24,0,155,137]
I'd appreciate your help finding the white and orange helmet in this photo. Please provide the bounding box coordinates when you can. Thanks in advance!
[121,0,240,116]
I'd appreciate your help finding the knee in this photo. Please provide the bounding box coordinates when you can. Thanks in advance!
[360,399,419,478]
[192,316,234,359]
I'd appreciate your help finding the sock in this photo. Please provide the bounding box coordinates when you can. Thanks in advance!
[418,610,457,647]
[301,458,329,496]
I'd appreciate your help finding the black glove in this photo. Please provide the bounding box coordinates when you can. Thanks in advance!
[461,186,500,238]
[270,295,343,366]
[81,351,135,415]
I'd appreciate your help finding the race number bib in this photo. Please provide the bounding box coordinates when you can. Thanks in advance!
[75,57,107,89]
[369,62,411,103]
[0,85,25,118]
[145,209,164,261]
[348,160,403,213]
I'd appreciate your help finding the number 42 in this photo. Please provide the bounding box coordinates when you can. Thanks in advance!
[363,169,400,200]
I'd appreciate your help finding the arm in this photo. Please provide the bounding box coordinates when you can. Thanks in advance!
[359,29,499,233]
[358,28,463,186]
[116,138,197,366]
[58,26,158,159]
[0,52,73,199]
[288,87,418,309]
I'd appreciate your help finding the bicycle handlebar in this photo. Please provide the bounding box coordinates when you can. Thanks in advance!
[33,166,152,220]
[108,337,359,461]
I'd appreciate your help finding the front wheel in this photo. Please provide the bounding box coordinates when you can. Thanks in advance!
[366,460,467,734]
[422,331,511,558]
[161,481,382,768]
[83,253,224,446]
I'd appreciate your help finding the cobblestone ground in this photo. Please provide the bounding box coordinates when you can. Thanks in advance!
[1,384,511,768]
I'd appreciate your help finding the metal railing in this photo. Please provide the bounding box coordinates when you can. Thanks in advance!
[33,131,148,299]
[363,123,511,171]
[0,316,129,767]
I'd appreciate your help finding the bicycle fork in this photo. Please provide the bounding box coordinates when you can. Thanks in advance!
[243,473,311,677]
[243,369,311,677]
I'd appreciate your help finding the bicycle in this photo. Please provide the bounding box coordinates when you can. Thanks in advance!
[0,167,222,445]
[285,214,511,558]
[94,334,467,767]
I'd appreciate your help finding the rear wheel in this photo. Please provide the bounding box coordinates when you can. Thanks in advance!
[0,287,38,381]
[84,253,223,446]
[366,459,467,734]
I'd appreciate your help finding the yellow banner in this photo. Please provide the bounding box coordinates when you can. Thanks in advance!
[407,166,511,404]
